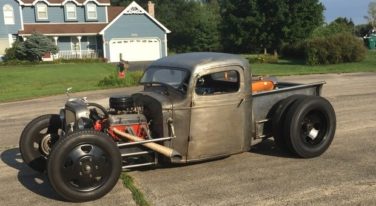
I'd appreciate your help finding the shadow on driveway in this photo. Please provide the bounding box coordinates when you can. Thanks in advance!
[0,148,63,201]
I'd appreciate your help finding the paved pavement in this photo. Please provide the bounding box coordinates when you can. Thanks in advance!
[0,73,375,205]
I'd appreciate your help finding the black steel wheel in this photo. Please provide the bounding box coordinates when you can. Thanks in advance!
[271,95,306,152]
[283,96,336,158]
[19,114,61,172]
[47,130,121,202]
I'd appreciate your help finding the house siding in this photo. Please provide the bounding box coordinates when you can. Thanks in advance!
[23,5,106,23]
[0,0,22,55]
[103,14,167,60]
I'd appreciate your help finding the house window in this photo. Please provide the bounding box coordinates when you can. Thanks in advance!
[36,3,48,20]
[65,3,77,20]
[3,4,15,25]
[86,3,97,20]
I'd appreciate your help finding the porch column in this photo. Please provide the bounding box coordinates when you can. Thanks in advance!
[53,36,59,59]
[53,36,58,45]
[77,36,82,59]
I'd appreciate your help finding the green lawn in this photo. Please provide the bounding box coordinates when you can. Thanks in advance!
[0,63,115,102]
[251,51,376,76]
[0,51,375,103]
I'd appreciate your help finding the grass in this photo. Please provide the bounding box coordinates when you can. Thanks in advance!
[249,51,376,76]
[0,63,139,102]
[121,173,150,206]
[0,51,375,103]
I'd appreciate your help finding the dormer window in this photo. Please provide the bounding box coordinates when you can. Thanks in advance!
[3,4,15,25]
[86,3,97,20]
[36,3,48,20]
[65,3,77,20]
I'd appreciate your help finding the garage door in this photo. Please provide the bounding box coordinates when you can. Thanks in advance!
[109,38,161,62]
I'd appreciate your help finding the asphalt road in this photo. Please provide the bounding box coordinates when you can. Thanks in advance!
[0,73,375,205]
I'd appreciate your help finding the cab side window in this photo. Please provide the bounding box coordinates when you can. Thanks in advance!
[195,70,240,95]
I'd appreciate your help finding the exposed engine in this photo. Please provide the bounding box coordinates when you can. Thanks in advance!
[61,95,151,142]
[104,95,150,141]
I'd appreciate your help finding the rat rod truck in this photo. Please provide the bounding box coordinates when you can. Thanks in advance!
[19,52,336,202]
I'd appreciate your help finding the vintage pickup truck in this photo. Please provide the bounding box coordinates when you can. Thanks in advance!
[19,52,336,202]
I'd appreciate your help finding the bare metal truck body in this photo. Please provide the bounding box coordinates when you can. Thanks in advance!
[19,52,336,202]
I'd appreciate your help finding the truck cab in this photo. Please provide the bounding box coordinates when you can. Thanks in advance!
[137,52,252,162]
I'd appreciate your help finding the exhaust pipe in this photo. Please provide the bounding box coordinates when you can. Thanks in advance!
[112,128,182,161]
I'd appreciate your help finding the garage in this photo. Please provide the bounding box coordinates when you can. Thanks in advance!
[109,38,161,62]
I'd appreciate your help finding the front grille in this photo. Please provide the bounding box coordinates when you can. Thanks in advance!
[65,109,76,131]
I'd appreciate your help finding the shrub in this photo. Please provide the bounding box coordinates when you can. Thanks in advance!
[98,71,143,88]
[247,54,279,64]
[281,41,307,60]
[305,33,367,65]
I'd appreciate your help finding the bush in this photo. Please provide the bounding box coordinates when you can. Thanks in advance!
[98,71,143,87]
[305,33,367,65]
[247,54,279,64]
[281,41,307,60]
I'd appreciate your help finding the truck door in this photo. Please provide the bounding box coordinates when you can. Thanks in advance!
[187,66,247,160]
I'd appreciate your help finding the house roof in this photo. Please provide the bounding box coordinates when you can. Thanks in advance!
[100,1,171,34]
[19,6,123,36]
[18,2,170,36]
[18,0,111,6]
[19,23,108,36]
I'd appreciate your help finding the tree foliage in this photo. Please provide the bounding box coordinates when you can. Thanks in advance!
[312,18,355,38]
[366,0,376,27]
[219,0,324,53]
[8,33,58,62]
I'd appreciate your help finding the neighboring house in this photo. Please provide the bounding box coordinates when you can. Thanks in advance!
[0,0,170,62]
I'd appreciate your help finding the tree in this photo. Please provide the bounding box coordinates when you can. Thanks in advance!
[16,33,58,62]
[219,0,264,53]
[365,0,376,27]
[219,0,324,53]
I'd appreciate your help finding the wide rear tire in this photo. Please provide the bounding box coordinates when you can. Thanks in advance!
[19,114,61,172]
[283,96,336,158]
[272,95,306,151]
[47,130,121,202]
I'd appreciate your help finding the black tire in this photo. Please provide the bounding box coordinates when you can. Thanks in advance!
[271,95,306,151]
[283,96,336,158]
[47,130,121,202]
[19,114,61,172]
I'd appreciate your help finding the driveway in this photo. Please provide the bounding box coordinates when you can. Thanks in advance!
[0,73,375,205]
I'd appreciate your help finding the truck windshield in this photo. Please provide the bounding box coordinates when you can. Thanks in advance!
[140,67,190,91]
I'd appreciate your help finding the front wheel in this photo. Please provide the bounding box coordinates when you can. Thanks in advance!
[47,130,121,202]
[19,114,61,172]
[283,96,336,158]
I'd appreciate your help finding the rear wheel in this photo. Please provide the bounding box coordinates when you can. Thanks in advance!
[272,95,306,151]
[47,130,121,202]
[283,96,336,158]
[19,114,61,172]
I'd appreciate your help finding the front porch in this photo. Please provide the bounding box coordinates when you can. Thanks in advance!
[34,35,104,61]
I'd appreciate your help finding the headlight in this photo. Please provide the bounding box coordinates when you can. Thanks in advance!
[59,109,65,121]
[77,117,93,130]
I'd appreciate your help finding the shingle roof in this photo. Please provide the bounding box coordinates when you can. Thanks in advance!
[19,23,108,35]
[18,6,125,35]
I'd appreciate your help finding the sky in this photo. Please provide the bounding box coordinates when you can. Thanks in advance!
[320,0,372,25]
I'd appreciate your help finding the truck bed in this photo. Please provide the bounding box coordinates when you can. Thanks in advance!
[251,81,325,141]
